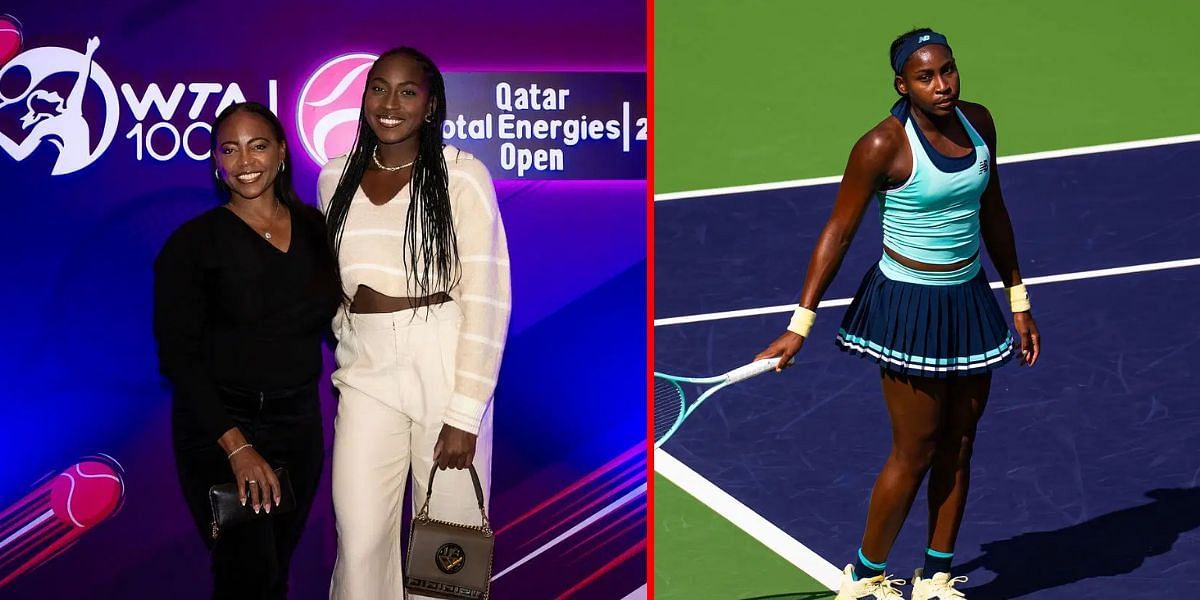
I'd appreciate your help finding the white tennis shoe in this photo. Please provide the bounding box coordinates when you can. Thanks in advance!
[835,564,907,600]
[910,568,968,599]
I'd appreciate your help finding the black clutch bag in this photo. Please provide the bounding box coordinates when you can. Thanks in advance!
[208,467,295,540]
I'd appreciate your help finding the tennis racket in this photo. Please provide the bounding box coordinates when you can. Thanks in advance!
[654,357,787,448]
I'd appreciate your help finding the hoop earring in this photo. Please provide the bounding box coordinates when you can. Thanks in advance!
[425,114,433,123]
[279,161,286,173]
[214,168,221,180]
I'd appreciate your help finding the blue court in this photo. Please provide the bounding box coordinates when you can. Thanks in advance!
[654,141,1200,598]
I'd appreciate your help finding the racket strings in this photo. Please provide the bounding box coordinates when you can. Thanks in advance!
[654,377,686,442]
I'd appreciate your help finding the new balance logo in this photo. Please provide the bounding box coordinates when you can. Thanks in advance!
[978,158,989,174]
[919,35,931,43]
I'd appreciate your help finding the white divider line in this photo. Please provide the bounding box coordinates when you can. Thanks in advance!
[655,256,1200,327]
[655,133,1200,201]
[655,449,842,590]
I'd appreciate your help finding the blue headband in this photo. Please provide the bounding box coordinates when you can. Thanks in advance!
[891,31,951,75]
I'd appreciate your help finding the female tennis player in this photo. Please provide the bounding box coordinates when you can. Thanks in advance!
[319,47,510,599]
[755,29,1041,600]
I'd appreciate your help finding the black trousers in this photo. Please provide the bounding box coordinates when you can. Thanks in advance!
[173,383,324,600]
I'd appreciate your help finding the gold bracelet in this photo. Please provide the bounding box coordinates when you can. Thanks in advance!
[1007,283,1031,313]
[787,307,817,337]
[227,443,253,460]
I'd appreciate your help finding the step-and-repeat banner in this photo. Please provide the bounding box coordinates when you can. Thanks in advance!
[0,2,646,598]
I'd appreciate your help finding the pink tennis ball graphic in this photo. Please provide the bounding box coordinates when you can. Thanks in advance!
[0,15,21,67]
[49,460,124,528]
[0,455,126,589]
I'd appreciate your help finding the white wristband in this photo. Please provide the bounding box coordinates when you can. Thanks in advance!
[787,307,817,337]
[1007,284,1031,313]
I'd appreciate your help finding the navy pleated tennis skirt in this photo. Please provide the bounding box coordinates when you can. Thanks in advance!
[835,262,1014,378]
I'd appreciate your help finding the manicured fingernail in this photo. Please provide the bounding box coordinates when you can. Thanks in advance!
[254,505,260,513]
[265,505,271,514]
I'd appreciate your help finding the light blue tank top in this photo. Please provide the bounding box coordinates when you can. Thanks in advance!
[878,107,990,266]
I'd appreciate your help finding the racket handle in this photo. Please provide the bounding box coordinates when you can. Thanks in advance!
[724,357,783,384]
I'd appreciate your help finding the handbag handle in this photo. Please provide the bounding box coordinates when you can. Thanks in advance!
[417,464,490,534]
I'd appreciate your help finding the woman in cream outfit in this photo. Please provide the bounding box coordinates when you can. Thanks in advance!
[318,47,510,599]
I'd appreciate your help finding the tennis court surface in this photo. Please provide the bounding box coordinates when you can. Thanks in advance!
[653,138,1200,599]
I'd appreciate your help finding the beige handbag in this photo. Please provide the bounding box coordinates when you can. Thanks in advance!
[404,465,494,599]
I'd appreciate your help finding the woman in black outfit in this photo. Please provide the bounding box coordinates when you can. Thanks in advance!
[153,102,339,599]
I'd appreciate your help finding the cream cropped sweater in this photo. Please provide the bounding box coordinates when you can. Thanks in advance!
[318,145,510,434]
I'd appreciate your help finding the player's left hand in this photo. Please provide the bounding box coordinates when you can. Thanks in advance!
[1013,311,1040,366]
[434,425,477,470]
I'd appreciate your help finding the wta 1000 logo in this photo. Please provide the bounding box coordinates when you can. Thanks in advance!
[0,25,276,176]
[0,22,646,179]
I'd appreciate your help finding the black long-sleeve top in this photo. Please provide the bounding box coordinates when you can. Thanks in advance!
[153,203,340,443]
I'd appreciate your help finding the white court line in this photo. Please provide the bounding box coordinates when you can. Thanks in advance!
[655,298,851,327]
[655,175,844,200]
[655,449,842,590]
[655,257,1200,327]
[655,133,1200,201]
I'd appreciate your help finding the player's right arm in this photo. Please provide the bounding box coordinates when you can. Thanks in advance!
[755,120,902,367]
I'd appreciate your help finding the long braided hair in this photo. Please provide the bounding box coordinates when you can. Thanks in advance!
[325,47,460,301]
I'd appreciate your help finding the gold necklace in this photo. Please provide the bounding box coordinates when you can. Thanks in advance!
[262,200,282,240]
[373,147,415,172]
